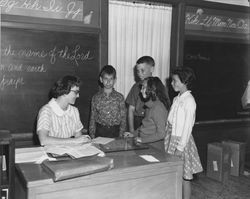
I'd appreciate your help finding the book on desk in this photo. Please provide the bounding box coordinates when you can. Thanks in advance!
[42,156,114,182]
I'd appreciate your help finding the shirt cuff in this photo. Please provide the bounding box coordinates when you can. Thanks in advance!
[176,145,184,152]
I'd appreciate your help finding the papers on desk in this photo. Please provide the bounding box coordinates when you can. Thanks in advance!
[16,144,105,164]
[15,147,53,164]
[140,155,160,162]
[92,137,114,145]
[44,143,105,159]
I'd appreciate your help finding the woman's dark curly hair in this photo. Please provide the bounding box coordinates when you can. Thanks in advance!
[50,75,81,98]
[172,66,196,90]
[144,76,171,110]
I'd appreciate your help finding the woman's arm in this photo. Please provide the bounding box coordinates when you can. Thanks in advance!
[38,130,90,146]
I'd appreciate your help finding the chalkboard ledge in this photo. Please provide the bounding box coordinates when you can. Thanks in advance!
[194,118,250,129]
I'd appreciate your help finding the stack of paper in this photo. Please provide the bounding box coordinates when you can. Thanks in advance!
[44,143,104,159]
[15,147,52,163]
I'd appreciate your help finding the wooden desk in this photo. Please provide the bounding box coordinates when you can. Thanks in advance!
[15,147,183,199]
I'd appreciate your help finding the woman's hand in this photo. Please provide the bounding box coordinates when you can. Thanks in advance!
[74,135,91,144]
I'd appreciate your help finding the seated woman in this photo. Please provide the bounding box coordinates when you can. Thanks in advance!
[37,75,90,146]
[132,76,171,150]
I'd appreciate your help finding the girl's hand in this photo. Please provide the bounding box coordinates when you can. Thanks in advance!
[123,132,134,138]
[174,149,183,157]
[134,136,142,145]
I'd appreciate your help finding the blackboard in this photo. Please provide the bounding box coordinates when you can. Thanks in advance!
[184,40,250,121]
[0,0,101,28]
[185,6,250,35]
[0,27,100,134]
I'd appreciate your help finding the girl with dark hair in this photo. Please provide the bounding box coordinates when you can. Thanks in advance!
[37,75,90,146]
[164,67,203,199]
[131,76,170,151]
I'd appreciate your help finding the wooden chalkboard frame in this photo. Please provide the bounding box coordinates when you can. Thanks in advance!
[0,0,108,145]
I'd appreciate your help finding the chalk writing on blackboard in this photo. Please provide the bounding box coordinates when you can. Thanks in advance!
[48,45,93,65]
[0,0,90,22]
[0,63,46,72]
[185,54,210,61]
[0,75,25,90]
[0,27,100,133]
[185,9,249,34]
[1,43,94,90]
[2,44,94,66]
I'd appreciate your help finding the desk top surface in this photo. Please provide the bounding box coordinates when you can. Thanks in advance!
[16,144,182,187]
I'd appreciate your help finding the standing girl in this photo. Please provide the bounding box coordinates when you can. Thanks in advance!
[131,76,170,151]
[164,67,203,199]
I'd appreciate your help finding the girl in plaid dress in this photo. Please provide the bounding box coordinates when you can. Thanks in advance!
[164,67,203,199]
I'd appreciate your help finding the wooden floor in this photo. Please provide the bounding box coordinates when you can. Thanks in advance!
[191,171,250,199]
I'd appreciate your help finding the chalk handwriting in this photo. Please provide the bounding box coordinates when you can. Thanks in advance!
[0,0,83,20]
[19,0,42,10]
[1,44,93,66]
[2,45,16,56]
[0,63,23,72]
[0,43,94,90]
[0,63,47,73]
[26,64,46,72]
[42,0,62,13]
[18,48,47,59]
[185,54,210,61]
[65,1,82,19]
[0,75,25,90]
[48,45,93,66]
[185,12,249,33]
[0,0,19,12]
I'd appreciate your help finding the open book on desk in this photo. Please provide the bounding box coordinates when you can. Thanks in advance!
[44,143,105,159]
[15,147,54,163]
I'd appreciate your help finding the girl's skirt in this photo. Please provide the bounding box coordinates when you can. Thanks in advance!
[164,127,203,180]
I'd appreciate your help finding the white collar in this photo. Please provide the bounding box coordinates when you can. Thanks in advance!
[177,90,191,99]
[48,98,69,116]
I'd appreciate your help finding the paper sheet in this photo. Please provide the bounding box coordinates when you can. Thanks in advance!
[92,137,115,145]
[15,147,52,163]
[213,161,218,171]
[44,144,104,158]
[140,155,160,162]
